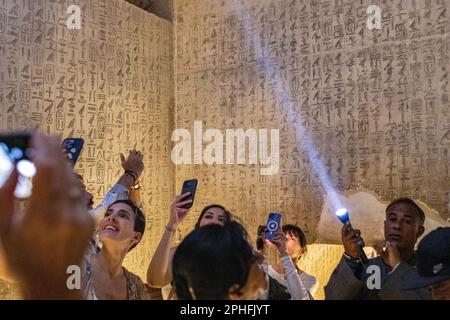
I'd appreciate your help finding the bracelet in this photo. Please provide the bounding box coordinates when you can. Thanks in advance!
[125,170,138,183]
[165,225,177,234]
[131,182,140,190]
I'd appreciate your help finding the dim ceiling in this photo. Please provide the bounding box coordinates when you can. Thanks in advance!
[124,0,173,21]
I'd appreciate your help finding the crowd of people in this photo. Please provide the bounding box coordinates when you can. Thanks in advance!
[0,133,449,300]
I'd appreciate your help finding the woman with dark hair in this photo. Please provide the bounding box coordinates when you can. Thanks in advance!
[172,222,267,300]
[82,199,150,300]
[194,204,232,228]
[259,224,318,300]
[147,193,233,299]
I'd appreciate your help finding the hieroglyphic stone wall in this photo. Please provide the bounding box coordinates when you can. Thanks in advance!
[0,0,174,298]
[2,0,450,301]
[173,0,450,241]
[173,0,450,299]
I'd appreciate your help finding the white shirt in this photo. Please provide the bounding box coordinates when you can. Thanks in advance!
[268,263,318,299]
[260,255,318,300]
[91,183,129,220]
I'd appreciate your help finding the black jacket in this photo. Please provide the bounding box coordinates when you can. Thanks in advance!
[325,254,432,300]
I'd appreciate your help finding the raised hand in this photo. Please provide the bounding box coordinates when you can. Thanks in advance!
[380,241,402,269]
[120,149,144,179]
[270,231,289,257]
[0,134,94,299]
[342,222,363,259]
[167,192,192,228]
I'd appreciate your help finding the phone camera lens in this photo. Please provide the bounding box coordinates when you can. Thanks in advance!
[268,221,278,231]
[10,147,23,160]
[25,148,35,159]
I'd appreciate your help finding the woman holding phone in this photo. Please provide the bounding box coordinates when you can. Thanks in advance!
[258,224,318,300]
[146,183,233,299]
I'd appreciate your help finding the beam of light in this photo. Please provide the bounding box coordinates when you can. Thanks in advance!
[230,0,344,213]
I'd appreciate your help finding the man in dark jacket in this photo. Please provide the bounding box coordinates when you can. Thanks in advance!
[325,197,432,300]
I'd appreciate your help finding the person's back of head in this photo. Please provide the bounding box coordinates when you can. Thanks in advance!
[402,227,450,300]
[417,227,450,277]
[172,221,265,300]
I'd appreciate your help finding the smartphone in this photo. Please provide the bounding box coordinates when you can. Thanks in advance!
[265,212,282,240]
[0,133,36,199]
[63,138,84,166]
[180,179,198,209]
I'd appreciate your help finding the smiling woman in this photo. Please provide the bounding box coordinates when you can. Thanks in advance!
[81,199,150,300]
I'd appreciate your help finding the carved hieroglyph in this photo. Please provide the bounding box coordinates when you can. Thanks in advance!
[173,0,450,299]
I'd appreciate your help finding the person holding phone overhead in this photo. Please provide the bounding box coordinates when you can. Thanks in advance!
[0,135,150,300]
[147,179,234,299]
[258,222,318,300]
[0,133,95,299]
[75,149,152,300]
[66,146,150,300]
[0,133,36,199]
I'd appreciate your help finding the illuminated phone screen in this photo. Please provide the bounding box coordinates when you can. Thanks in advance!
[0,140,36,199]
[0,144,14,188]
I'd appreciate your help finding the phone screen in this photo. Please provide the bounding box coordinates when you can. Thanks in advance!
[0,145,14,188]
[180,179,198,209]
[0,135,36,199]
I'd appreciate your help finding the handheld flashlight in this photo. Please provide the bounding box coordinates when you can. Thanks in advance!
[335,208,368,264]
[335,208,350,224]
